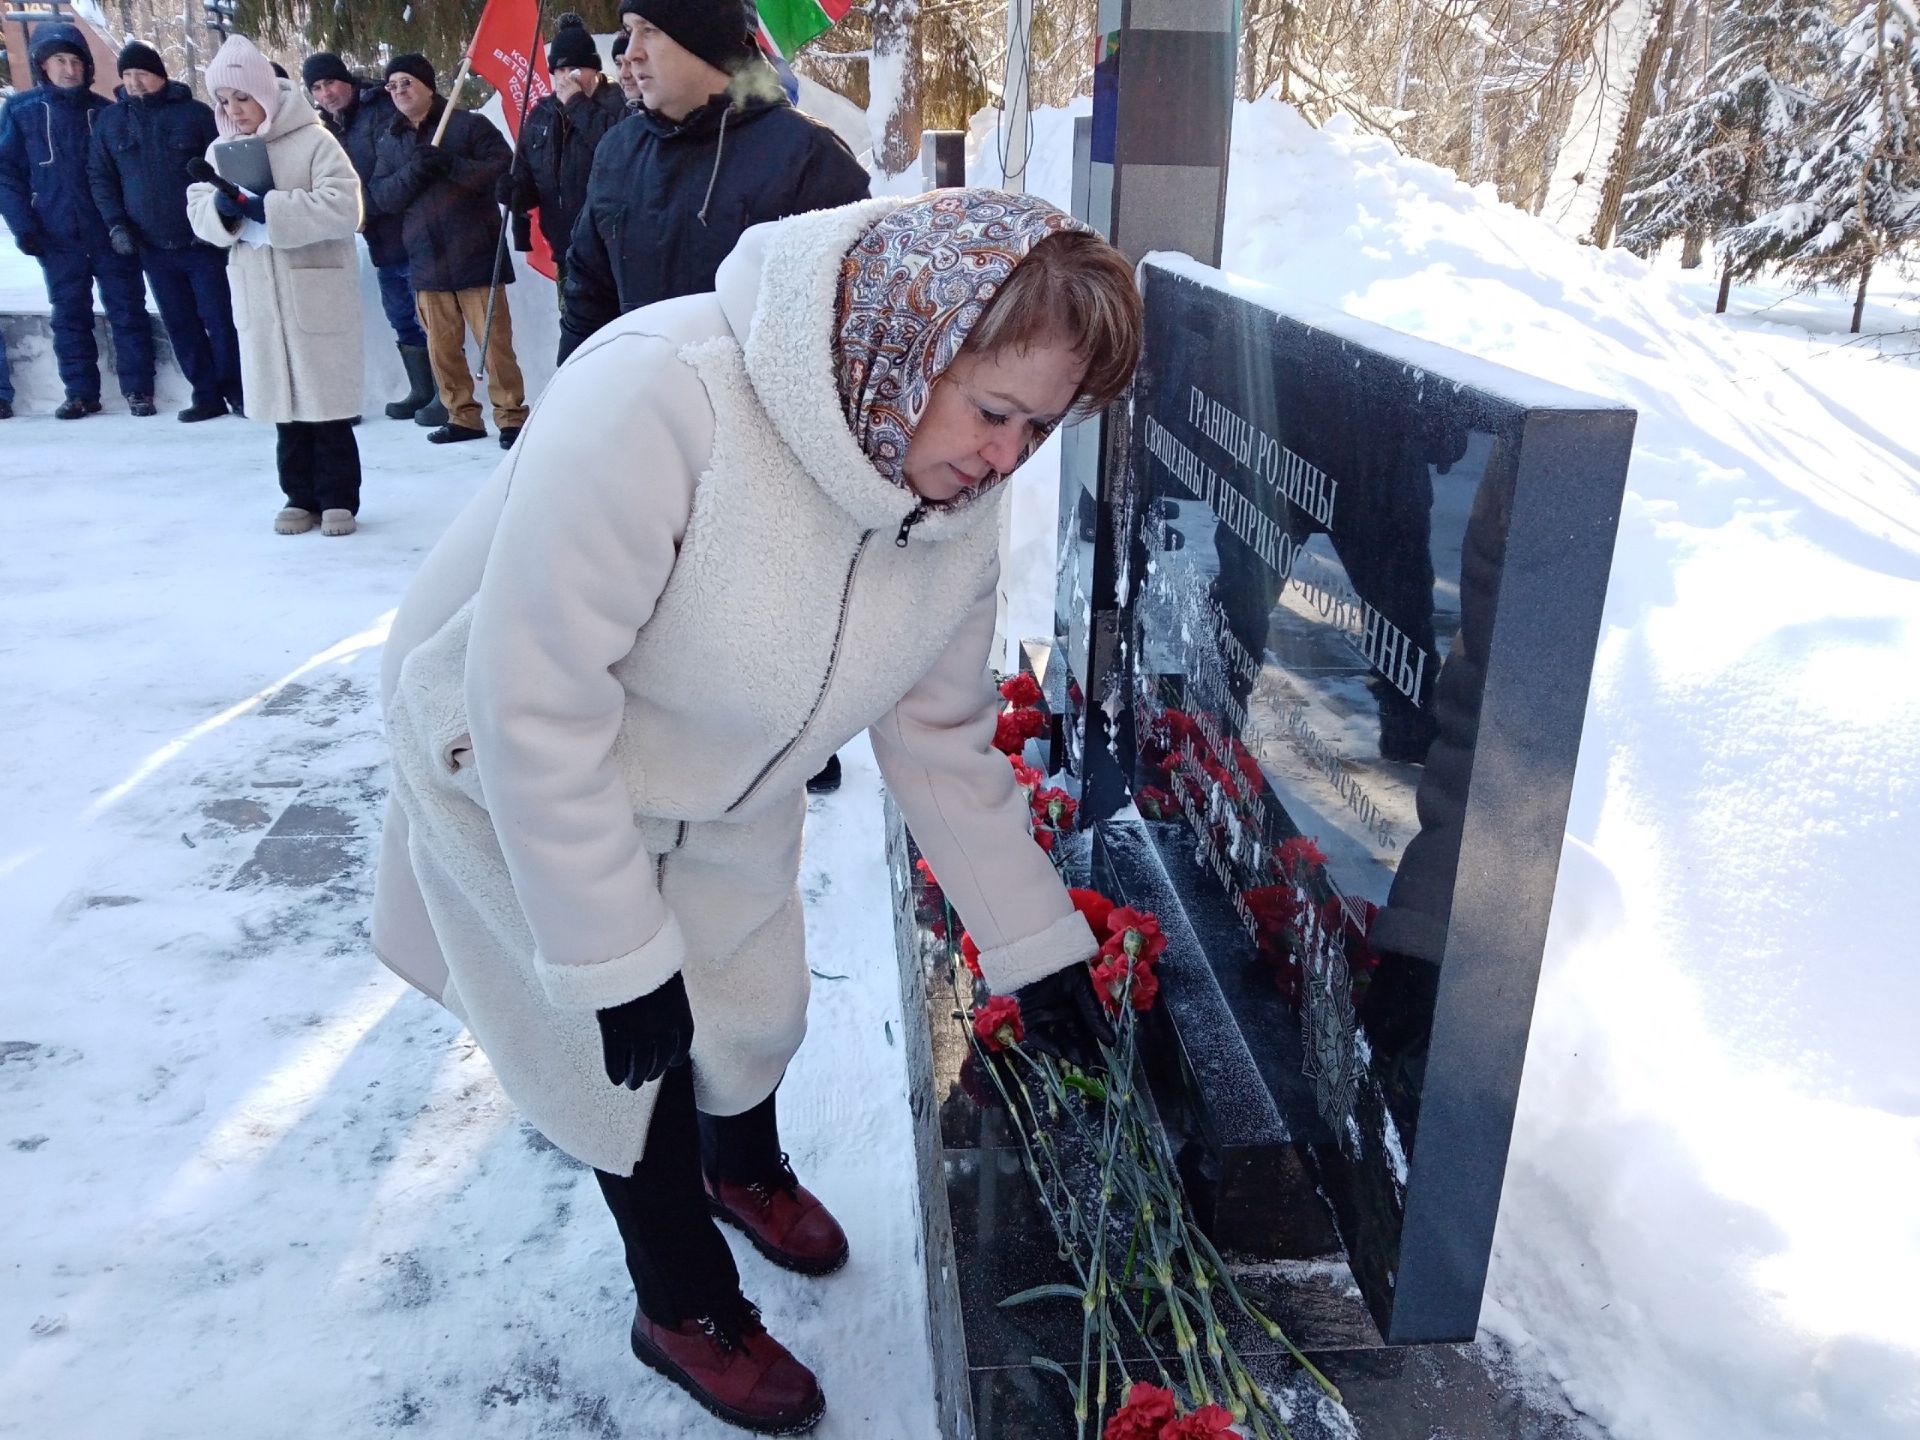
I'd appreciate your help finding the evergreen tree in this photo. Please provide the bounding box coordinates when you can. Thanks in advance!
[1722,0,1920,330]
[1618,0,1836,311]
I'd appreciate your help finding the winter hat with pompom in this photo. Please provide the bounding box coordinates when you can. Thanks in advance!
[204,34,283,136]
[548,13,600,72]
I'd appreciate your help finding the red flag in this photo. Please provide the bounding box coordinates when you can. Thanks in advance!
[468,0,558,279]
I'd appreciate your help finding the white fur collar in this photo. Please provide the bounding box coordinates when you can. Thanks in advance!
[718,200,1006,547]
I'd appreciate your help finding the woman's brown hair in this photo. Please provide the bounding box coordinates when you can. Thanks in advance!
[964,229,1144,419]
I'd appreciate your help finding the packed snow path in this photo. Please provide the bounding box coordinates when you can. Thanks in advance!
[0,415,939,1438]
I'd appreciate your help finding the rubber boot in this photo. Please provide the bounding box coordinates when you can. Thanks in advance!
[387,344,437,421]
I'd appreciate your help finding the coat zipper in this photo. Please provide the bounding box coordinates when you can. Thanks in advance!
[894,503,927,548]
[725,530,875,813]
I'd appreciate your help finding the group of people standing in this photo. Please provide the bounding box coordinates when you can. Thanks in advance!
[0,27,240,423]
[0,1,866,541]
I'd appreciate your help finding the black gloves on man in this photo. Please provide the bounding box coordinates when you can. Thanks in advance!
[1013,963,1117,1073]
[415,143,454,180]
[597,973,696,1089]
[109,225,139,258]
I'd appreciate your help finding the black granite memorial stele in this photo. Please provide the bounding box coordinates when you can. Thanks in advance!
[892,251,1633,1435]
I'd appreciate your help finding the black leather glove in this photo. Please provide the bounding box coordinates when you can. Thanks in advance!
[109,225,139,257]
[17,231,45,257]
[493,170,517,207]
[596,973,695,1089]
[415,144,454,179]
[1013,964,1118,1073]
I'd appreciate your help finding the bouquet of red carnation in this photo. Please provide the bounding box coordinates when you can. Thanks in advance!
[1103,1381,1239,1439]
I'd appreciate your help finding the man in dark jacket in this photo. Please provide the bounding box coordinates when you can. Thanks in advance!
[89,42,241,422]
[368,53,527,449]
[0,25,157,419]
[305,51,440,424]
[505,12,625,297]
[557,0,869,363]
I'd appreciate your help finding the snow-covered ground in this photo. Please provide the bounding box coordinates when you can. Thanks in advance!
[0,414,938,1436]
[5,87,1918,1440]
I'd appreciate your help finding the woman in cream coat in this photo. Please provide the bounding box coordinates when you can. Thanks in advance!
[374,190,1141,1434]
[187,35,364,536]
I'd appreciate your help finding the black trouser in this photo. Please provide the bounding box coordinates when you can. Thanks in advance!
[593,1063,785,1325]
[275,420,362,515]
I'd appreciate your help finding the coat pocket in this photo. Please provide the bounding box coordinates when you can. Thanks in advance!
[289,267,353,334]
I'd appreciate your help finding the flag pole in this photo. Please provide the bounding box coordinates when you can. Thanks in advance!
[478,0,546,382]
[430,51,473,146]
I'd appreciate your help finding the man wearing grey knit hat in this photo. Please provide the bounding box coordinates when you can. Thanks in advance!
[557,0,869,362]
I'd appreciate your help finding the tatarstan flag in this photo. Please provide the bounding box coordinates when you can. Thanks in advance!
[755,0,853,58]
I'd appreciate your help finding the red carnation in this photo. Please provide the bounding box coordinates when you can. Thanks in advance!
[1162,1403,1239,1438]
[915,857,939,889]
[1135,785,1175,821]
[998,672,1043,707]
[1093,952,1160,1014]
[1275,835,1326,880]
[1032,785,1077,830]
[1102,1383,1177,1440]
[960,932,982,978]
[972,995,1023,1052]
[1104,906,1167,962]
[993,706,1048,754]
[1010,755,1045,797]
[1068,888,1116,935]
[1035,826,1057,854]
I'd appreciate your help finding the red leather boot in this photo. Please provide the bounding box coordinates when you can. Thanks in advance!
[705,1156,850,1276]
[630,1300,825,1435]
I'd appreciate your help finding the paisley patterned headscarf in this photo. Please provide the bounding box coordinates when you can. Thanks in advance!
[834,189,1089,500]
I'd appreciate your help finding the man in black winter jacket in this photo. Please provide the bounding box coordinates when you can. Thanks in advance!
[368,53,528,449]
[506,13,625,297]
[89,42,241,422]
[305,52,439,423]
[557,0,870,363]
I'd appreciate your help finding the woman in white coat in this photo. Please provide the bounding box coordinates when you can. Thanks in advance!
[186,35,364,537]
[374,190,1141,1434]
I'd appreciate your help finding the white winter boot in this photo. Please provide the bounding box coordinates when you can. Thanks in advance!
[320,509,357,537]
[275,508,317,535]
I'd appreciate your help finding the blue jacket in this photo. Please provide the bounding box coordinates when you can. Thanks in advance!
[88,81,218,251]
[0,26,113,250]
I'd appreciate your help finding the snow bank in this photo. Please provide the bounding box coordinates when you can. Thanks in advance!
[984,97,1920,1440]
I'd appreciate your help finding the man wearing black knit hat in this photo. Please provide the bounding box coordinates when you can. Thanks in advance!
[504,13,625,299]
[368,53,528,449]
[305,50,440,424]
[557,0,868,363]
[90,41,243,422]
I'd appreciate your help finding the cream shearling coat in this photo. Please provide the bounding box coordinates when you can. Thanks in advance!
[373,198,1098,1173]
[185,81,363,425]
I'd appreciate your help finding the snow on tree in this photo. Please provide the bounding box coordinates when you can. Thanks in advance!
[1722,0,1920,331]
[1619,0,1839,312]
